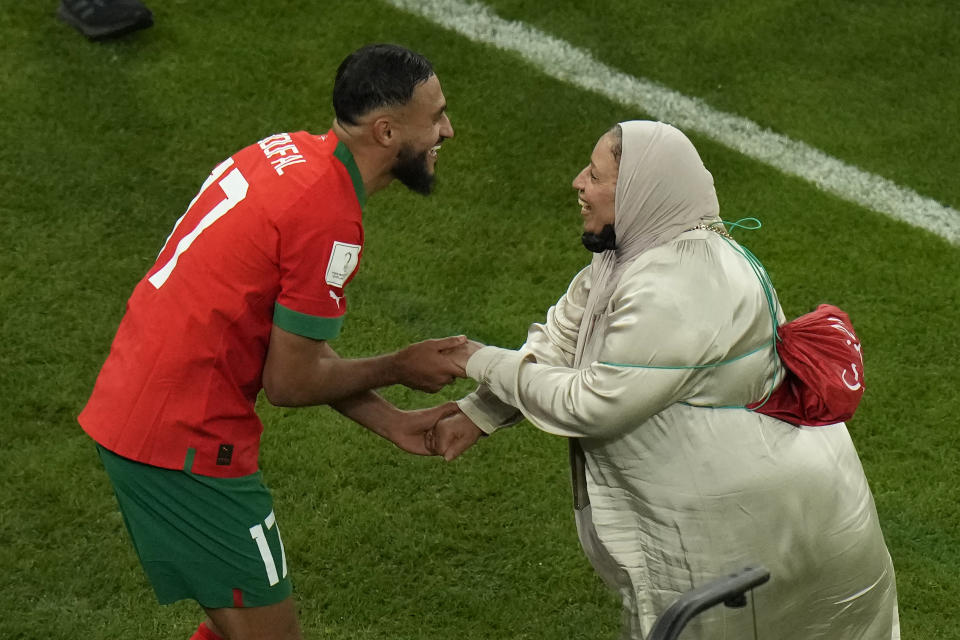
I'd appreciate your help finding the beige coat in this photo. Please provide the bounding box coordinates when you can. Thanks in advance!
[460,229,899,639]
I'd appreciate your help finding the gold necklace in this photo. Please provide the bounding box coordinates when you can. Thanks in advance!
[688,221,733,239]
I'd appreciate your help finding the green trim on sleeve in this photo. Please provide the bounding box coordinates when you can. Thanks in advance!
[183,447,196,472]
[333,141,367,208]
[273,303,344,340]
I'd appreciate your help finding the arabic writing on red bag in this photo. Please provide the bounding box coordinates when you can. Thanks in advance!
[748,304,865,426]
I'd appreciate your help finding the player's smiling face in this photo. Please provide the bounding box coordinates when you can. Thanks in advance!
[572,131,618,234]
[390,74,454,195]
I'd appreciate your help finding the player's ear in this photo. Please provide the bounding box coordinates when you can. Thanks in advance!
[371,116,395,148]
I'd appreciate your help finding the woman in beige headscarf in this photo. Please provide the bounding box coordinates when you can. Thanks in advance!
[437,121,899,639]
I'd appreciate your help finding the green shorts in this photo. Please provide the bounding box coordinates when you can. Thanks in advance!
[96,444,292,608]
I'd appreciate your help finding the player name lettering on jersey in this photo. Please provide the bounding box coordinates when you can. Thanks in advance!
[258,133,307,175]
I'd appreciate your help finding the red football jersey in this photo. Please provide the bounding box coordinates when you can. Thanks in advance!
[79,130,365,477]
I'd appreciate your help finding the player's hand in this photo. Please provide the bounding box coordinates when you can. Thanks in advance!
[392,402,462,455]
[394,336,469,392]
[426,409,485,461]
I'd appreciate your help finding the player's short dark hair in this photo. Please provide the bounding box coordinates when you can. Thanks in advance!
[333,44,435,126]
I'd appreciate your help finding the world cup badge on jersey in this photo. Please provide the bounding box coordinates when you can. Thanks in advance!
[325,241,361,287]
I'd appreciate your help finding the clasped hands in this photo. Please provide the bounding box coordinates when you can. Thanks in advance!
[392,334,484,391]
[390,335,488,460]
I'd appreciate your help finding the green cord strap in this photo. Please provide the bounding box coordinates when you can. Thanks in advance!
[723,217,763,233]
[600,217,781,411]
[600,341,768,370]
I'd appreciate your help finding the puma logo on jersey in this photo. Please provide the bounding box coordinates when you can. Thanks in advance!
[329,290,343,308]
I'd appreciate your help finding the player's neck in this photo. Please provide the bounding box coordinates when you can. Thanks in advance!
[331,120,395,197]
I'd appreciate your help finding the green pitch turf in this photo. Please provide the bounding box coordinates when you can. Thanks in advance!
[1,1,957,638]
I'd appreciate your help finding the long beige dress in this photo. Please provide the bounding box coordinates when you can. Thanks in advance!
[459,228,899,639]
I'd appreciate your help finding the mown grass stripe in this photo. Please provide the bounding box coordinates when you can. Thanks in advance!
[385,0,960,245]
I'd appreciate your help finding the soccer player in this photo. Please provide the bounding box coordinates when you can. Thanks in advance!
[79,44,460,640]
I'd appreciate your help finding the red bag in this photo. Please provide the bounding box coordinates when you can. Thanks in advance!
[747,304,865,426]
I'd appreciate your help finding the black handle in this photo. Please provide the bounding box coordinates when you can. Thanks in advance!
[646,566,771,640]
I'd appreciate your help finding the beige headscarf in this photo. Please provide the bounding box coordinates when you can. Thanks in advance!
[573,121,721,367]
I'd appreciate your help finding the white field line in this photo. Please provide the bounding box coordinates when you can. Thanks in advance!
[386,0,960,245]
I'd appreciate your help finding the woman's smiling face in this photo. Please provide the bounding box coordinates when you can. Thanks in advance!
[572,131,619,234]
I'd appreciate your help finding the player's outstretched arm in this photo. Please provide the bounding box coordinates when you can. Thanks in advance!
[262,325,467,407]
[333,393,461,455]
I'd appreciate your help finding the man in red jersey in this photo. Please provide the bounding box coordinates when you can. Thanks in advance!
[79,44,460,640]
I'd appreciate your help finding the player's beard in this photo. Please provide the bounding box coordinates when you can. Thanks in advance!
[392,143,435,195]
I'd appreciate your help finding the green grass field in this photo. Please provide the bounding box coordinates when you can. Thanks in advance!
[2,1,958,638]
